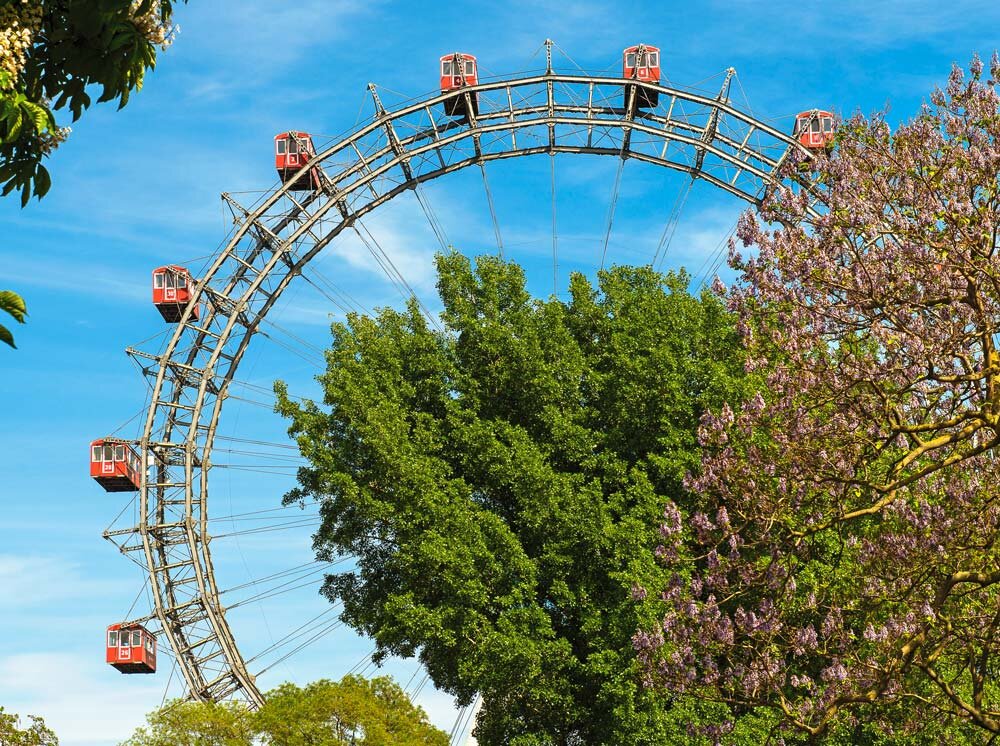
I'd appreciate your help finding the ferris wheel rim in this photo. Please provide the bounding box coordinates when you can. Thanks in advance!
[120,66,821,707]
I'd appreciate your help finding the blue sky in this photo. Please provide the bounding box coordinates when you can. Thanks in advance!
[1,1,997,743]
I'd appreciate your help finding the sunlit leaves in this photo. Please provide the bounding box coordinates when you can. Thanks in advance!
[0,707,58,746]
[0,289,27,348]
[119,676,449,746]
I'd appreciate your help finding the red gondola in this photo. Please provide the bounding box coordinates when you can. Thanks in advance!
[623,44,661,109]
[794,110,836,151]
[440,53,478,119]
[106,623,157,674]
[90,438,141,492]
[152,265,198,323]
[274,131,319,190]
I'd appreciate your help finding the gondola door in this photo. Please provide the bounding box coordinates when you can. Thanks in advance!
[102,443,114,476]
[118,629,130,662]
[164,270,176,303]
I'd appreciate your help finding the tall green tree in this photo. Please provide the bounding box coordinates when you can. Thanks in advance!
[276,254,750,744]
[0,707,58,746]
[120,675,447,746]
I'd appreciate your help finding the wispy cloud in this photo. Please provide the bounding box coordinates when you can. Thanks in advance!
[0,652,164,746]
[173,0,380,88]
[0,254,149,304]
[0,554,127,612]
[314,196,443,296]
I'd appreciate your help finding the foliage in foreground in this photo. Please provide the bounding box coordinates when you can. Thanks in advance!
[0,0,184,205]
[636,56,1000,740]
[119,675,448,745]
[0,707,57,745]
[0,0,184,352]
[277,256,751,744]
[0,289,26,347]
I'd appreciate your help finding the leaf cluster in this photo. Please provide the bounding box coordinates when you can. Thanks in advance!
[0,289,27,347]
[119,675,448,746]
[0,0,183,205]
[0,707,58,746]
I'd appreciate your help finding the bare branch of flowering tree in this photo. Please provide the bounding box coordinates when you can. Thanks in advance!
[637,54,1000,739]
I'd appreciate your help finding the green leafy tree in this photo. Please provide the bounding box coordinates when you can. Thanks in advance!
[276,254,751,744]
[118,700,254,746]
[255,677,448,746]
[0,707,58,745]
[0,289,26,347]
[119,675,448,746]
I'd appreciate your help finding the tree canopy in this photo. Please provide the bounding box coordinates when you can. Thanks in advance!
[0,707,58,746]
[276,256,750,744]
[637,55,1000,740]
[120,675,447,746]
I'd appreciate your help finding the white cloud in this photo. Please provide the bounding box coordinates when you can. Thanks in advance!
[0,652,165,746]
[0,255,149,304]
[315,197,442,296]
[0,555,127,613]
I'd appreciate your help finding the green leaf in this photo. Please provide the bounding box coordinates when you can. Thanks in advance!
[34,165,51,199]
[26,101,53,134]
[0,324,15,349]
[0,291,27,324]
[7,108,23,140]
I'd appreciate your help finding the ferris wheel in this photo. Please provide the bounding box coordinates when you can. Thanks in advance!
[95,39,823,740]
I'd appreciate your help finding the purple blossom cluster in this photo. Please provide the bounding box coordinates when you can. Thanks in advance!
[637,57,1000,739]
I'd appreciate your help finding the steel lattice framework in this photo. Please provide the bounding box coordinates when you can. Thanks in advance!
[104,62,817,706]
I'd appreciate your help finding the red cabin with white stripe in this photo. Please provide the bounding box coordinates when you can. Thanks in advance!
[794,110,836,151]
[152,265,198,323]
[623,44,661,108]
[274,131,319,190]
[440,53,478,119]
[90,438,141,492]
[106,623,157,674]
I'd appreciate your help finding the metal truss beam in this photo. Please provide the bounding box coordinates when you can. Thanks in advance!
[119,65,822,710]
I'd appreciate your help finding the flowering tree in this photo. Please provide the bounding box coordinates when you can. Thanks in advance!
[637,56,1000,739]
[1,0,183,205]
[0,0,185,351]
